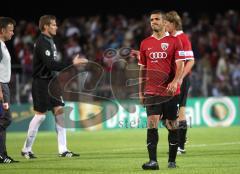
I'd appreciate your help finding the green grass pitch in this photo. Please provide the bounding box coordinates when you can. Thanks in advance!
[1,127,240,174]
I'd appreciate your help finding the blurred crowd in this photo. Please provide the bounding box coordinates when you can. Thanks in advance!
[8,10,240,103]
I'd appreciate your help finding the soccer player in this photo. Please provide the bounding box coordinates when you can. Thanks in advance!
[0,17,19,163]
[21,15,87,159]
[165,11,195,154]
[139,10,185,170]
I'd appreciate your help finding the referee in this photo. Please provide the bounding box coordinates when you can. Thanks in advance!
[21,15,87,159]
[0,17,19,163]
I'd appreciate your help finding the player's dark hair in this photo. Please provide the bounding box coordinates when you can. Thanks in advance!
[165,11,182,30]
[0,17,16,29]
[39,15,56,32]
[149,10,165,18]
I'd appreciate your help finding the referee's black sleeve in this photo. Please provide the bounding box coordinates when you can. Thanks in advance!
[37,42,71,71]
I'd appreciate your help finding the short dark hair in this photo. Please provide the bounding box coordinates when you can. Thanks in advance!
[39,15,56,31]
[149,10,165,17]
[0,17,16,29]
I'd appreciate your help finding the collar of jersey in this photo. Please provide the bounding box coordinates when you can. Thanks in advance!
[174,30,183,37]
[151,33,168,40]
[41,33,52,39]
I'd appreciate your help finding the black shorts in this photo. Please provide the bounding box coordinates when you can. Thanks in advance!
[32,78,64,113]
[144,95,180,120]
[179,75,190,107]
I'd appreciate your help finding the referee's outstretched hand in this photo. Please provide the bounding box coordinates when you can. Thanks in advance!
[72,54,88,65]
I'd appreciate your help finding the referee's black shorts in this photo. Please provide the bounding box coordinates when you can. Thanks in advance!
[179,75,190,107]
[144,95,180,120]
[32,78,64,113]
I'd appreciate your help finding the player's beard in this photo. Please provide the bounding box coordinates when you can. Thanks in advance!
[152,28,159,33]
[152,25,164,33]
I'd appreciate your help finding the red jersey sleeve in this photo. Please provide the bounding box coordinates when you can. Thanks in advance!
[182,35,194,60]
[174,37,185,62]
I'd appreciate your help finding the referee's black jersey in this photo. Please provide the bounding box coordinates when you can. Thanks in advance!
[32,33,71,79]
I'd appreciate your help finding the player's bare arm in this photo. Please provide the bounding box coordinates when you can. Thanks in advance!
[139,65,146,105]
[167,60,184,94]
[181,59,194,80]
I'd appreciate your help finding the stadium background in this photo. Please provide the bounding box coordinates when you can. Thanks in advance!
[0,1,239,173]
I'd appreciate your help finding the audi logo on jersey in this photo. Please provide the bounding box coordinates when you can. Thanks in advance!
[149,52,167,59]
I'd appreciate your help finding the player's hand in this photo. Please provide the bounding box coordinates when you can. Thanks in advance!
[130,49,140,60]
[73,54,88,65]
[167,80,178,95]
[2,102,9,110]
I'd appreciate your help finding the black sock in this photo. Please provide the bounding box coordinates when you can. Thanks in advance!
[0,130,6,157]
[168,129,178,162]
[3,132,7,156]
[147,128,158,161]
[178,120,187,150]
